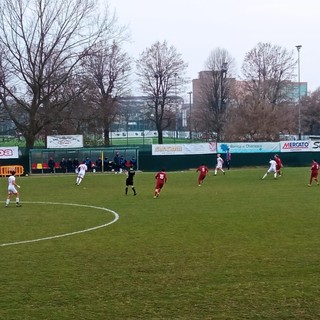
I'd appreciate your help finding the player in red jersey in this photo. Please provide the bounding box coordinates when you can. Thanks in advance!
[196,164,209,186]
[154,169,167,198]
[308,159,319,187]
[274,154,283,177]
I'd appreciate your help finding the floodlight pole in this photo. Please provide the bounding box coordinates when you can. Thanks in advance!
[296,45,302,140]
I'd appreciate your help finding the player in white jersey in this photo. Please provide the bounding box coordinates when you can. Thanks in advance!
[262,159,277,179]
[75,162,88,185]
[214,154,225,176]
[5,170,21,207]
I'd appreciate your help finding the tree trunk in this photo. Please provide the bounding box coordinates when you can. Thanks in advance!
[24,131,36,149]
[104,128,111,146]
[157,129,163,144]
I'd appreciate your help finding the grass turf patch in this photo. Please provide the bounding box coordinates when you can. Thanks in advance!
[0,167,320,319]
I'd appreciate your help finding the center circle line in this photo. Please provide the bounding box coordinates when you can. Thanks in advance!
[0,201,119,247]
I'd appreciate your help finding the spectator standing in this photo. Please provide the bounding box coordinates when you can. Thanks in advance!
[308,159,319,187]
[131,156,137,170]
[67,158,73,173]
[96,157,102,172]
[225,148,231,170]
[84,157,92,172]
[73,158,79,172]
[60,157,67,173]
[103,157,109,172]
[48,157,55,173]
[114,152,121,174]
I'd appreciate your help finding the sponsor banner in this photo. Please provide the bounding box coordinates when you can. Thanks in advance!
[217,142,280,153]
[47,135,83,148]
[152,142,216,155]
[0,146,19,159]
[309,140,320,151]
[280,140,310,152]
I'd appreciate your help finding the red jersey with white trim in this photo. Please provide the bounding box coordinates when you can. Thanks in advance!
[197,165,209,176]
[155,171,167,188]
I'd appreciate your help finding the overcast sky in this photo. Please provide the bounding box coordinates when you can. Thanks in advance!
[107,0,319,96]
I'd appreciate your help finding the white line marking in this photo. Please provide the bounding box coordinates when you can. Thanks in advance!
[0,201,119,247]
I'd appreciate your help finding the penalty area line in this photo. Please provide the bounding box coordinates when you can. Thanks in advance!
[0,201,119,247]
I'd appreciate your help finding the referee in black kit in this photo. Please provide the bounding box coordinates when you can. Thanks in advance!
[125,167,137,196]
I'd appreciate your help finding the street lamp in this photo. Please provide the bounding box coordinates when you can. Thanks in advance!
[174,73,178,141]
[187,91,192,141]
[296,45,302,140]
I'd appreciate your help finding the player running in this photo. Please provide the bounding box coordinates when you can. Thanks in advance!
[5,170,21,207]
[196,164,209,186]
[262,159,277,179]
[308,159,319,187]
[75,162,88,185]
[154,169,167,198]
[214,154,225,176]
[274,154,283,177]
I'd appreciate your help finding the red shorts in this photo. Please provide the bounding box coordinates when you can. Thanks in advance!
[311,172,318,178]
[156,182,164,189]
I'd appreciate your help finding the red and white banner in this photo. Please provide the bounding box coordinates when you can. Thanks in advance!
[0,146,19,159]
[280,141,311,152]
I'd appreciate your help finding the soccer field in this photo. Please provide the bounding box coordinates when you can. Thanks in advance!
[1,168,320,319]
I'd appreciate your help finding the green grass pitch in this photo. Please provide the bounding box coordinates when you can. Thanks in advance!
[1,167,320,319]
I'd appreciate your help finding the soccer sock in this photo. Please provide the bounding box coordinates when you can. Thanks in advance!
[132,187,136,194]
[16,197,20,203]
[274,173,277,178]
[125,187,128,195]
[262,173,267,179]
[6,199,10,205]
[214,170,217,175]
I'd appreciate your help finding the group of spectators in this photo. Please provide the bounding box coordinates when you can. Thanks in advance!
[47,153,137,174]
[112,152,137,173]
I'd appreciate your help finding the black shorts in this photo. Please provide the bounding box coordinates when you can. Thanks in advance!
[126,178,134,186]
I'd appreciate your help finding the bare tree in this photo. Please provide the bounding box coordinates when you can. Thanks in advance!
[196,48,235,141]
[82,41,131,145]
[301,88,320,135]
[241,42,296,106]
[225,93,296,141]
[136,41,187,144]
[228,42,297,141]
[0,0,124,148]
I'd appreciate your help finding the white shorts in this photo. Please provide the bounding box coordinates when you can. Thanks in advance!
[78,172,85,179]
[8,186,17,194]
